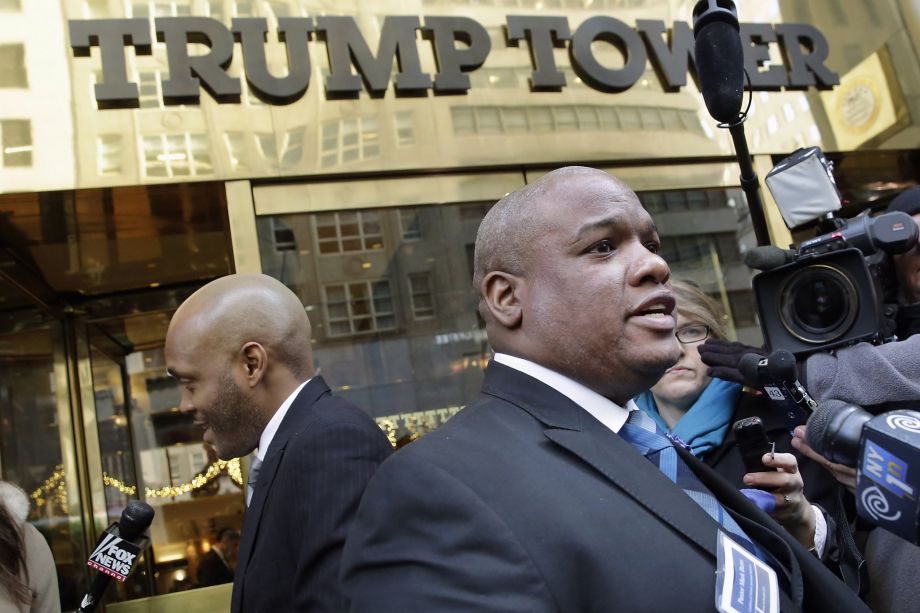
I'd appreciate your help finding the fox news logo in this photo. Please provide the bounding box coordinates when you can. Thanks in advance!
[87,532,140,582]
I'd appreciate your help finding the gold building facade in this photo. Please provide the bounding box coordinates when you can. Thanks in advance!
[1,1,920,610]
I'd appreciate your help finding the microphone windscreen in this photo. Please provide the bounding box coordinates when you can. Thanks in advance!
[805,398,858,457]
[765,349,797,383]
[694,20,744,124]
[743,246,795,271]
[738,353,763,386]
[119,501,155,541]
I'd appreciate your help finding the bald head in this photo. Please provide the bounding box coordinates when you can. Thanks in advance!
[473,166,632,314]
[170,274,313,380]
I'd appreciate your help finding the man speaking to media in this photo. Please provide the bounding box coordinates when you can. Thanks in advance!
[165,274,392,612]
[340,167,868,612]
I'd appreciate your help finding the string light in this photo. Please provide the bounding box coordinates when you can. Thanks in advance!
[31,458,245,507]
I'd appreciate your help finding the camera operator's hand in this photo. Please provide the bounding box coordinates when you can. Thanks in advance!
[791,425,857,493]
[697,340,767,384]
[743,452,816,550]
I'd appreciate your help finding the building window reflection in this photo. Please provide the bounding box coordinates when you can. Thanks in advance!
[395,111,415,146]
[315,211,384,254]
[0,44,27,88]
[399,207,421,241]
[141,133,213,178]
[320,115,381,167]
[131,0,192,17]
[138,71,163,109]
[324,281,396,336]
[96,134,123,175]
[408,273,435,320]
[0,119,32,167]
[451,104,703,136]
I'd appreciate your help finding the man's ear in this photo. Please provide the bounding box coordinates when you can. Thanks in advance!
[481,271,524,329]
[239,342,268,387]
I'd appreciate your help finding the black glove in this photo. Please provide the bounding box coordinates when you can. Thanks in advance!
[697,340,767,385]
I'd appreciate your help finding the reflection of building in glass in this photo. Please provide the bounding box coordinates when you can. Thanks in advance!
[0,1,74,191]
[259,201,491,437]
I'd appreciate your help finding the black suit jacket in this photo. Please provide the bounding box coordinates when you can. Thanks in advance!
[341,362,869,612]
[231,376,393,613]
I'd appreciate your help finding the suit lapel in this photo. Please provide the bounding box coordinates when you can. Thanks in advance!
[483,362,720,560]
[677,444,805,609]
[231,376,332,612]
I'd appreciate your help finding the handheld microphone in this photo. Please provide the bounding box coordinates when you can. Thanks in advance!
[692,0,744,124]
[807,401,920,544]
[739,349,816,430]
[743,245,797,271]
[78,501,155,613]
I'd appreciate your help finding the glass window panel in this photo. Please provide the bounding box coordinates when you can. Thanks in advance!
[618,107,640,129]
[639,108,663,129]
[2,119,32,167]
[363,144,380,159]
[97,134,122,175]
[452,107,475,134]
[501,107,528,132]
[575,106,599,129]
[553,106,577,129]
[0,44,28,88]
[528,106,554,131]
[476,107,501,133]
[341,238,361,251]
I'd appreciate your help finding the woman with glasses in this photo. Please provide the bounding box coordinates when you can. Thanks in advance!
[634,281,837,555]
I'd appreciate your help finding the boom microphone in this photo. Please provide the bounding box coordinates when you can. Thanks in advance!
[692,0,744,124]
[78,501,155,613]
[743,245,797,271]
[807,401,920,544]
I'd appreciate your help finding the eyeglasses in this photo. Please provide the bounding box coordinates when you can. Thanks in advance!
[675,324,710,344]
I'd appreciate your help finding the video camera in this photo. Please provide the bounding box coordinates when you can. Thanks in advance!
[746,147,918,356]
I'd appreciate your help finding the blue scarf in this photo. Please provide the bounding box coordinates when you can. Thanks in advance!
[633,378,741,458]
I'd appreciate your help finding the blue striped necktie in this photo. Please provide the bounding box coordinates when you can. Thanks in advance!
[620,409,766,561]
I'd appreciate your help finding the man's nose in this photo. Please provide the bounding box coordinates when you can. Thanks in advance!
[630,245,671,286]
[179,393,195,414]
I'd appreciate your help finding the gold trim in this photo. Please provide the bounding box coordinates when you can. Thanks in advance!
[252,172,526,215]
[226,180,263,274]
[753,155,794,248]
[75,325,110,537]
[106,583,232,613]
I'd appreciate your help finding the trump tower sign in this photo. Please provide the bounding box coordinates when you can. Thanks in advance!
[69,14,838,108]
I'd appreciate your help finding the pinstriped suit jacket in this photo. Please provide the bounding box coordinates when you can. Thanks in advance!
[231,376,392,613]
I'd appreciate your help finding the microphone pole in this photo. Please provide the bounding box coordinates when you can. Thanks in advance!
[692,0,771,247]
[728,123,771,247]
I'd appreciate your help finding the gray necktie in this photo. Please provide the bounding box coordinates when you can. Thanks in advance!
[246,455,263,507]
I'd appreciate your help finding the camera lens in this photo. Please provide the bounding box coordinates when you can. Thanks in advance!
[779,264,859,343]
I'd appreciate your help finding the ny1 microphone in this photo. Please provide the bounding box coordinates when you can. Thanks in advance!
[692,0,744,124]
[78,501,155,613]
[807,401,920,544]
[739,349,815,430]
[743,245,797,271]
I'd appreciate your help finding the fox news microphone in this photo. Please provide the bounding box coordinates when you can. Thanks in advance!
[78,501,155,613]
[739,349,816,430]
[807,400,920,544]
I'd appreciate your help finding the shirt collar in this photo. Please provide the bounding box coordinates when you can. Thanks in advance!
[492,353,636,434]
[256,378,311,462]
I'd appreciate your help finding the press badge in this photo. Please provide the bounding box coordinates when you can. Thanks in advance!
[715,531,779,613]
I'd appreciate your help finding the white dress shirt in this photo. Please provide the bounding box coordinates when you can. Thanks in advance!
[491,353,826,555]
[255,378,311,462]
